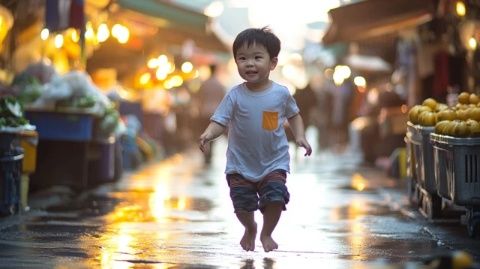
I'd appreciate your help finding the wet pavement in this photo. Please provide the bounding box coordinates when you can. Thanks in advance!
[1,135,480,268]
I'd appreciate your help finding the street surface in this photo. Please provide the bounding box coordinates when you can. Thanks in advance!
[0,132,479,268]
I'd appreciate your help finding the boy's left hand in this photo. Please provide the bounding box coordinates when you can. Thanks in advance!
[296,138,312,156]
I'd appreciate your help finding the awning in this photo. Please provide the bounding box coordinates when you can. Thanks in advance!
[116,0,208,32]
[345,54,391,73]
[114,0,228,52]
[86,0,228,80]
[322,0,435,45]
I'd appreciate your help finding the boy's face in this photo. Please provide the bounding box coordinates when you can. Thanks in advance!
[234,42,278,90]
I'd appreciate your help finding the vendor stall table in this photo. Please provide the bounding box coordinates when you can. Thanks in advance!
[25,110,94,191]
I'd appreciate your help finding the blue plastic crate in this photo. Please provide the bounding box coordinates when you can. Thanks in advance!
[25,111,93,141]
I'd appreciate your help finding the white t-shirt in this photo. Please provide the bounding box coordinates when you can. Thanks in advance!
[211,82,299,182]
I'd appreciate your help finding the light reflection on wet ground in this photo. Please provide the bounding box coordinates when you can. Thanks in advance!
[0,134,472,269]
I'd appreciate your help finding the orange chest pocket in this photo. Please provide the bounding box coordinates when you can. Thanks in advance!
[262,111,279,131]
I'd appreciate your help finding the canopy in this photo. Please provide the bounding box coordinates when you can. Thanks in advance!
[322,0,435,45]
[115,0,227,52]
[87,0,228,80]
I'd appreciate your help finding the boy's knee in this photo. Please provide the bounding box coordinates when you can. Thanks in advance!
[259,200,286,213]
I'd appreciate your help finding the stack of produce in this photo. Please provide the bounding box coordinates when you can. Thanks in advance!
[408,92,480,137]
[0,96,33,131]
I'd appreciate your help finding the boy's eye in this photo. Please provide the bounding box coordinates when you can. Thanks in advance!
[255,56,263,60]
[237,56,246,61]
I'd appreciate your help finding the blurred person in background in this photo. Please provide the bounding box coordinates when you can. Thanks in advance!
[197,63,226,165]
[291,75,317,151]
[310,72,334,151]
[330,78,355,152]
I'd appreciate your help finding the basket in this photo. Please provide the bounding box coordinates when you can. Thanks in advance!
[430,133,480,206]
[407,121,436,194]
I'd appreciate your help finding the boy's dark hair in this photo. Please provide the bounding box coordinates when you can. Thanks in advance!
[232,27,281,59]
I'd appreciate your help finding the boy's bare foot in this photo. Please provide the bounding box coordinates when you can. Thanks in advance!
[260,234,278,252]
[240,223,257,251]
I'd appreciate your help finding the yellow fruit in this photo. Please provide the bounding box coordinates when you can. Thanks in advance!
[444,120,457,136]
[435,120,451,135]
[453,120,470,137]
[466,119,480,137]
[458,92,471,104]
[456,109,469,121]
[436,109,456,121]
[408,105,432,124]
[422,98,438,110]
[418,111,437,126]
[470,93,480,104]
[452,250,474,269]
[456,103,468,110]
[435,103,449,111]
[470,107,480,121]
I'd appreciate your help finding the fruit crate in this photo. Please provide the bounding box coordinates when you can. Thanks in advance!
[407,121,436,194]
[430,133,480,206]
[25,110,94,142]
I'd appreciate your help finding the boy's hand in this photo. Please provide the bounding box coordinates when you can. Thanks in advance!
[296,137,312,156]
[199,133,211,153]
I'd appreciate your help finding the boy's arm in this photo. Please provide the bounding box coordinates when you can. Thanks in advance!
[199,121,226,153]
[287,114,312,156]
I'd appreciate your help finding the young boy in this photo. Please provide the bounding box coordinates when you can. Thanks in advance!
[199,27,312,252]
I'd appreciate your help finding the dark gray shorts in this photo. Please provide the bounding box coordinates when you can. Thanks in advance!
[226,170,290,213]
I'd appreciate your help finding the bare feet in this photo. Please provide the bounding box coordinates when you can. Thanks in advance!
[240,223,257,251]
[260,234,278,252]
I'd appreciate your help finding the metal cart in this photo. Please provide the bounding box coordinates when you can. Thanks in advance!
[431,133,480,237]
[407,122,442,219]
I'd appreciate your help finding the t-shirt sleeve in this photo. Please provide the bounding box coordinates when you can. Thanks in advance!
[285,92,300,119]
[211,92,234,126]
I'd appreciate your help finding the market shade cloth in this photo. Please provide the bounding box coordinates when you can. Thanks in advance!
[115,0,227,52]
[345,54,391,73]
[322,0,435,45]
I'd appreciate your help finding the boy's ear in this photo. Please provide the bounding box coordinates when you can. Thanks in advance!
[270,57,278,70]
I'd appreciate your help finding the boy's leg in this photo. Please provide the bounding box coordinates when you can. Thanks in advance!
[260,201,283,252]
[258,170,290,252]
[235,211,257,251]
[227,173,259,251]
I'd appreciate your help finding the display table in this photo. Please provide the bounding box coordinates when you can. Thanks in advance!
[25,110,95,191]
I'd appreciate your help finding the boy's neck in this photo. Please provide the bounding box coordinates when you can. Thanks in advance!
[245,80,272,92]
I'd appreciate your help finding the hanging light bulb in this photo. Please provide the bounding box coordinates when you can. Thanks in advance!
[54,34,64,48]
[97,23,110,43]
[456,1,466,17]
[40,28,49,40]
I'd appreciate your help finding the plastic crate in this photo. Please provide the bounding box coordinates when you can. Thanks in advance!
[25,111,94,141]
[430,133,480,206]
[407,121,436,194]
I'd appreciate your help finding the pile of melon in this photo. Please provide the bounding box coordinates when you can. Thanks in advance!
[408,92,480,137]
